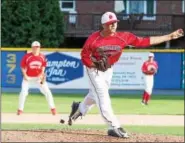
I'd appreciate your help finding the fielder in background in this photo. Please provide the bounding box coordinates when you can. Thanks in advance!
[141,52,158,105]
[62,12,184,138]
[17,41,56,115]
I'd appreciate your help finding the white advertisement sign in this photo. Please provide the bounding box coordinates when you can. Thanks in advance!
[111,52,149,89]
[43,51,149,89]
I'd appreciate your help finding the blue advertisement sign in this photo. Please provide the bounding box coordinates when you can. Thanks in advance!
[1,51,26,87]
[45,52,84,85]
[154,53,181,89]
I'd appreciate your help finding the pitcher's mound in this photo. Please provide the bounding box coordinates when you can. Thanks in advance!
[2,129,184,142]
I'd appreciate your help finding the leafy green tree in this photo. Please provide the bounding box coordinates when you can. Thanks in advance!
[1,0,64,47]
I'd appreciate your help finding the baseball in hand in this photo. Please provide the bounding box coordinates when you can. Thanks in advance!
[170,29,184,39]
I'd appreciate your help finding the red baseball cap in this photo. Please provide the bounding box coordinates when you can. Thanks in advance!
[101,12,119,25]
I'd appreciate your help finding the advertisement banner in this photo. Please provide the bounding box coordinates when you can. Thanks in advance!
[43,51,149,89]
[1,51,183,90]
[44,52,87,89]
[1,51,26,87]
[111,52,149,89]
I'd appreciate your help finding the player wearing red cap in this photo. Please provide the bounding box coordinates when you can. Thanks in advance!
[62,12,184,138]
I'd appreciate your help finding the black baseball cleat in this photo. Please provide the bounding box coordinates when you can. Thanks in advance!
[68,101,82,126]
[141,100,145,105]
[145,102,148,105]
[108,127,129,138]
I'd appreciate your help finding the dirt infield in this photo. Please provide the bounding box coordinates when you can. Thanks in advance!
[1,113,184,142]
[2,129,184,142]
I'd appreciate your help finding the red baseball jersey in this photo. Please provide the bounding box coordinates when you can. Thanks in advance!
[142,60,158,73]
[21,53,47,77]
[81,31,150,68]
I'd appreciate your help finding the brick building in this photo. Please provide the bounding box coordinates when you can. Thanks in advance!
[59,0,185,48]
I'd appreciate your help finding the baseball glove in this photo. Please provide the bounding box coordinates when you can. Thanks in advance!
[145,68,156,75]
[91,55,111,72]
[149,68,156,73]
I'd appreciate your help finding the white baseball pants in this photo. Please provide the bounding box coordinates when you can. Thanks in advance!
[144,75,154,95]
[18,77,55,111]
[79,67,121,129]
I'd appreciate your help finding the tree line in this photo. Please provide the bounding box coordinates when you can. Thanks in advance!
[1,0,64,48]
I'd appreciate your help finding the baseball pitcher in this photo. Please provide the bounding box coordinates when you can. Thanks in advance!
[141,52,158,105]
[61,12,184,138]
[17,41,56,115]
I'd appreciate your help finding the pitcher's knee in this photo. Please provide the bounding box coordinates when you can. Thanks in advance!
[95,89,109,97]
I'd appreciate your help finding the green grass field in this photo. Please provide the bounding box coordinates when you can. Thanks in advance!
[2,93,184,115]
[2,123,184,136]
[2,93,184,136]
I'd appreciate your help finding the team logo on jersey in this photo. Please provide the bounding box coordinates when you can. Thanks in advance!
[29,61,42,69]
[45,52,83,85]
[97,45,121,57]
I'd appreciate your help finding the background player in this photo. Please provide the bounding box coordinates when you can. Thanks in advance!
[17,41,56,115]
[141,52,158,105]
[62,12,184,138]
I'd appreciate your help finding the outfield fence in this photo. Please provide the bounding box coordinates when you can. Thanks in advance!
[1,48,184,90]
